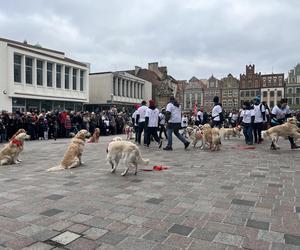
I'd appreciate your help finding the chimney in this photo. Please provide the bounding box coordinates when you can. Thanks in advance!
[148,62,159,72]
[135,66,141,76]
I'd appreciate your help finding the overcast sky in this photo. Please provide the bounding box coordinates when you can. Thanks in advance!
[1,0,300,80]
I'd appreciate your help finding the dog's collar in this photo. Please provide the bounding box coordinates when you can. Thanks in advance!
[11,139,23,147]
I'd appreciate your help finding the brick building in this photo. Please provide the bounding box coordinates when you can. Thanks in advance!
[221,73,239,112]
[203,75,221,112]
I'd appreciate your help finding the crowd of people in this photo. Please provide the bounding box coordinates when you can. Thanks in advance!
[1,95,300,150]
[0,108,130,143]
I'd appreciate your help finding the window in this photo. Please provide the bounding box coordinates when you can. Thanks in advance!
[263,78,267,87]
[37,60,43,86]
[122,80,125,96]
[65,67,70,89]
[251,91,255,96]
[296,97,300,105]
[47,62,53,87]
[270,91,274,97]
[130,81,133,97]
[245,91,249,97]
[223,90,227,97]
[113,78,116,95]
[228,90,232,97]
[256,90,260,96]
[233,90,238,97]
[296,88,300,94]
[277,90,282,97]
[270,101,274,107]
[25,57,33,84]
[137,84,140,98]
[234,99,238,107]
[288,98,293,105]
[14,54,22,83]
[288,88,293,94]
[80,70,84,91]
[126,81,129,97]
[263,91,267,97]
[241,91,244,97]
[72,68,77,90]
[228,100,233,106]
[56,64,62,88]
[134,83,136,98]
[117,79,121,95]
[223,100,227,106]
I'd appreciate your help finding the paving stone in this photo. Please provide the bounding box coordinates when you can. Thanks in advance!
[40,209,64,217]
[231,199,255,207]
[220,186,234,190]
[168,224,193,236]
[257,230,284,243]
[98,231,127,245]
[131,179,143,183]
[213,232,244,247]
[63,182,79,186]
[16,224,47,237]
[123,215,148,225]
[44,194,65,200]
[67,237,97,250]
[143,229,170,242]
[268,183,283,188]
[51,231,81,245]
[190,228,218,241]
[67,223,90,233]
[295,207,300,213]
[284,234,300,246]
[163,234,193,249]
[4,235,35,249]
[118,237,156,250]
[145,198,164,204]
[223,216,247,226]
[246,219,269,230]
[69,213,93,223]
[22,242,54,250]
[0,208,24,219]
[83,227,108,240]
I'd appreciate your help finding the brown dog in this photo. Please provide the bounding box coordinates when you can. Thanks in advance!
[88,128,100,143]
[201,124,213,150]
[47,129,90,171]
[211,128,221,151]
[262,117,300,150]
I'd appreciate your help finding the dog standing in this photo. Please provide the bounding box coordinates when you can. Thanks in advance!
[47,129,90,171]
[0,131,30,166]
[186,126,203,147]
[211,128,221,151]
[107,140,149,176]
[124,125,134,140]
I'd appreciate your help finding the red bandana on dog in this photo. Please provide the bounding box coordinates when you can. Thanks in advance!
[11,139,23,147]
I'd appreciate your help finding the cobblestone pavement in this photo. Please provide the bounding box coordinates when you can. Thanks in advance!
[0,135,300,250]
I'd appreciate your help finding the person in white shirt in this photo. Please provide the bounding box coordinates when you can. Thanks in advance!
[131,104,140,142]
[211,96,223,128]
[163,96,190,151]
[239,101,255,145]
[181,114,189,138]
[158,109,167,139]
[229,110,238,128]
[271,98,300,149]
[136,101,148,145]
[253,96,265,144]
[145,100,162,148]
[196,108,204,126]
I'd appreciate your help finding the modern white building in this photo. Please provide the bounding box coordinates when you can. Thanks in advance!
[0,37,89,112]
[88,71,152,111]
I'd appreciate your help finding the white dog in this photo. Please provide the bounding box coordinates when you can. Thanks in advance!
[107,140,149,176]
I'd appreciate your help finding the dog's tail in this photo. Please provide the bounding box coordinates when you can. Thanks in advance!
[137,154,149,165]
[261,130,269,139]
[47,165,64,172]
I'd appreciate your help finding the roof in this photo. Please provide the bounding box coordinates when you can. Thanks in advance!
[126,68,162,85]
[7,43,87,67]
[0,37,64,55]
[189,76,199,82]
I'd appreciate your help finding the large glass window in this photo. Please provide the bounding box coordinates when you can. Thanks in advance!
[25,57,33,84]
[80,70,84,91]
[141,85,143,99]
[65,67,70,89]
[72,68,77,90]
[277,90,282,97]
[47,62,53,87]
[37,60,43,86]
[270,91,274,97]
[122,80,125,96]
[126,81,129,97]
[56,64,62,88]
[14,54,22,83]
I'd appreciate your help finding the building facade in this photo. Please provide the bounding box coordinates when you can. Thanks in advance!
[184,77,205,111]
[87,71,152,111]
[239,65,261,107]
[203,75,221,112]
[221,73,239,111]
[286,64,300,110]
[261,73,284,108]
[0,37,89,112]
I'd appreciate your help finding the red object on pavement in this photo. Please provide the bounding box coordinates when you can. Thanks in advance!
[153,165,169,171]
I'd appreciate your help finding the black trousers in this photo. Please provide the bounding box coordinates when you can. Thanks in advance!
[137,122,146,144]
[146,127,160,146]
[159,124,167,139]
[253,122,263,143]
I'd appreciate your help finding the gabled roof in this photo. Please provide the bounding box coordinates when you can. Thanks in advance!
[189,76,199,82]
[126,68,162,85]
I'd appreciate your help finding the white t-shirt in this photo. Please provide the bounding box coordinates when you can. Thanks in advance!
[241,109,255,124]
[166,102,182,123]
[159,113,165,125]
[196,111,203,121]
[212,105,222,121]
[272,105,291,120]
[181,117,188,128]
[229,113,238,122]
[254,104,265,123]
[145,108,159,127]
[132,110,138,126]
[137,105,148,122]
[264,109,269,122]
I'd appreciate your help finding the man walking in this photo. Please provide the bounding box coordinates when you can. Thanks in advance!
[145,100,162,148]
[211,96,223,128]
[136,100,148,145]
[253,96,265,144]
[163,96,190,151]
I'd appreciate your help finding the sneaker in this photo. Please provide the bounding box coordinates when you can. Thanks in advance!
[158,141,162,149]
[184,141,190,149]
[163,146,173,151]
[291,144,300,149]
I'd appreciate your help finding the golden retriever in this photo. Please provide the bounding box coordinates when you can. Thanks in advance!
[0,131,30,166]
[107,140,149,176]
[220,126,242,140]
[186,126,203,147]
[124,125,134,140]
[88,128,100,143]
[211,128,221,151]
[47,129,90,171]
[201,123,213,150]
[262,117,300,150]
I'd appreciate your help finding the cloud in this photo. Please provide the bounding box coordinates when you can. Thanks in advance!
[1,0,300,79]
